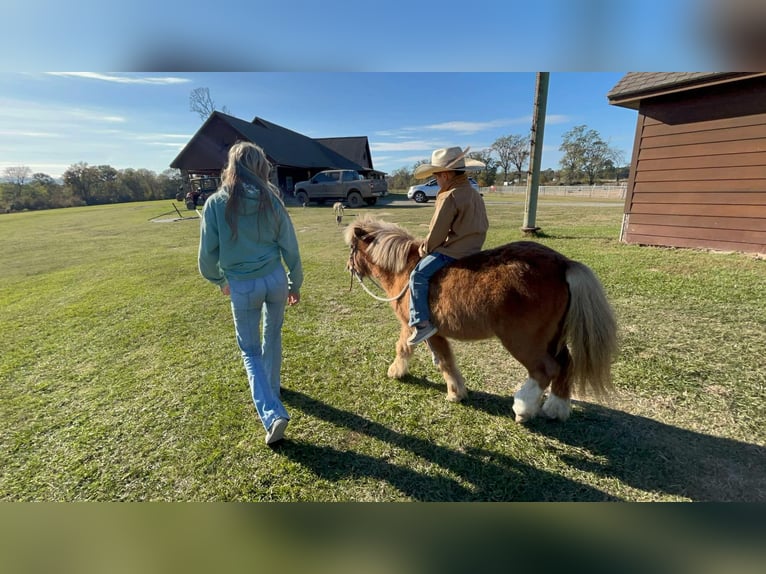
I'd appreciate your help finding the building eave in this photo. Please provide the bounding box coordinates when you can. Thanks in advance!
[607,72,766,110]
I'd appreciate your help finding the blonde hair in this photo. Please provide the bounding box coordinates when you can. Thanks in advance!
[221,141,284,239]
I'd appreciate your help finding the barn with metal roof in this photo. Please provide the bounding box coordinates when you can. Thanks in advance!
[170,112,384,195]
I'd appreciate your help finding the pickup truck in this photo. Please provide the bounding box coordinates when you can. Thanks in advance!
[293,170,387,208]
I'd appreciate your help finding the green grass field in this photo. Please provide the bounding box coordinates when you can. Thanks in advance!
[1,194,764,501]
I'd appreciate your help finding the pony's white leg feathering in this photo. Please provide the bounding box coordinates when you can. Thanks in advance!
[542,393,571,421]
[513,378,544,422]
[389,325,414,379]
[387,357,409,379]
[442,370,467,402]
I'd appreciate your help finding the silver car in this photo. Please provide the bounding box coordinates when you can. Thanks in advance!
[407,177,480,203]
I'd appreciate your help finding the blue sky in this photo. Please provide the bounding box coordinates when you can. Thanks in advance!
[0,72,639,180]
[2,0,752,181]
[2,0,728,71]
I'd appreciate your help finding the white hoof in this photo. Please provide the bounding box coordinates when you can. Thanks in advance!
[542,393,571,421]
[513,378,544,423]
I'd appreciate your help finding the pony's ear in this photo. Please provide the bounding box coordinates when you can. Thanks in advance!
[353,227,371,243]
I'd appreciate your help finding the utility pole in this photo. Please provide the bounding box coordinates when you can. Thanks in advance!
[522,72,550,235]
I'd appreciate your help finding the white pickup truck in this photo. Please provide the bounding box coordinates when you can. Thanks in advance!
[293,170,387,208]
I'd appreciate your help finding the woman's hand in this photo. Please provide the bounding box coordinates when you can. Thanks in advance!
[287,292,300,306]
[220,284,231,296]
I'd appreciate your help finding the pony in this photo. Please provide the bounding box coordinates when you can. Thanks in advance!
[333,202,345,226]
[344,215,618,423]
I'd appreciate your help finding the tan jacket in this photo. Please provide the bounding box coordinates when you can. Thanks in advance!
[421,173,489,259]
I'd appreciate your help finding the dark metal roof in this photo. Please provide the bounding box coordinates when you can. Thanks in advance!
[606,72,762,109]
[315,137,373,170]
[170,112,367,172]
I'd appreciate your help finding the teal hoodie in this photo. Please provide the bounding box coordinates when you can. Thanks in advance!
[198,184,303,294]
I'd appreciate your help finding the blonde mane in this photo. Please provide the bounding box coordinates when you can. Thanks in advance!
[344,215,418,274]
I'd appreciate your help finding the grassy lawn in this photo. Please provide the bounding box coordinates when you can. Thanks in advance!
[1,195,764,501]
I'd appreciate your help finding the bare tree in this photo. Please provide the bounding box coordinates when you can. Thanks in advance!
[491,134,530,184]
[4,165,31,186]
[189,87,230,120]
[3,165,32,205]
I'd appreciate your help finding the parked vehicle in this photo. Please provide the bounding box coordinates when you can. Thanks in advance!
[407,177,480,203]
[294,170,387,208]
[177,175,220,210]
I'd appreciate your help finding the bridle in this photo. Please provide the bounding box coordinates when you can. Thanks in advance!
[347,237,408,303]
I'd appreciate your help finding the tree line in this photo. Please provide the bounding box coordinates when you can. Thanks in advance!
[387,124,627,190]
[2,123,626,212]
[1,163,183,212]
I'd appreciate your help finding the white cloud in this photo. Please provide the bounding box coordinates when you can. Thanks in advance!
[370,139,447,152]
[395,154,432,164]
[132,133,191,141]
[545,114,571,125]
[378,115,572,137]
[0,129,62,138]
[0,161,71,175]
[146,142,187,148]
[421,118,529,133]
[46,72,190,85]
[0,99,126,125]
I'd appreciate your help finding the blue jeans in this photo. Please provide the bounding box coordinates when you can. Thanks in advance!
[228,267,290,431]
[408,252,455,327]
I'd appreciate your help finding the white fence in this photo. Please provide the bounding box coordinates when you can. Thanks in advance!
[484,184,627,200]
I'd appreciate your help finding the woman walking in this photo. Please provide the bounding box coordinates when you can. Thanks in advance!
[198,142,303,445]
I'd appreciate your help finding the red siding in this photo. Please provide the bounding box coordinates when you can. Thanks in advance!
[622,76,766,254]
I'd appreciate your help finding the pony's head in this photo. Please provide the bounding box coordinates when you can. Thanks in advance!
[344,215,419,278]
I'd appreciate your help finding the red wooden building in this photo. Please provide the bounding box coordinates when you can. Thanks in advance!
[608,72,766,255]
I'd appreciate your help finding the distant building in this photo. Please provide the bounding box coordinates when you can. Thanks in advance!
[170,112,385,194]
[608,72,766,255]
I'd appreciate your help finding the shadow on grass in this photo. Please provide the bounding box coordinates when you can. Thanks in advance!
[392,375,766,500]
[528,401,766,502]
[399,373,516,418]
[279,388,619,501]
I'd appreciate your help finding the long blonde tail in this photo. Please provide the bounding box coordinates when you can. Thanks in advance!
[563,261,618,396]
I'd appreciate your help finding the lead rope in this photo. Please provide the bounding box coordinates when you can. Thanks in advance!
[350,270,409,302]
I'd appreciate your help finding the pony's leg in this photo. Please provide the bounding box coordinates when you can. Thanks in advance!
[542,346,572,421]
[513,378,545,422]
[387,323,414,379]
[426,339,440,367]
[512,356,558,423]
[497,333,555,422]
[428,335,467,402]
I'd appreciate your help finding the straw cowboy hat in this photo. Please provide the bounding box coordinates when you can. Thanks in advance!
[414,146,485,179]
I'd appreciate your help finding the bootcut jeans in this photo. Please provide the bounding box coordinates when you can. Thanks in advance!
[408,252,456,327]
[228,266,290,431]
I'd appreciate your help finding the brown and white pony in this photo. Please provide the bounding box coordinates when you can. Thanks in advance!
[344,215,618,423]
[333,202,345,225]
